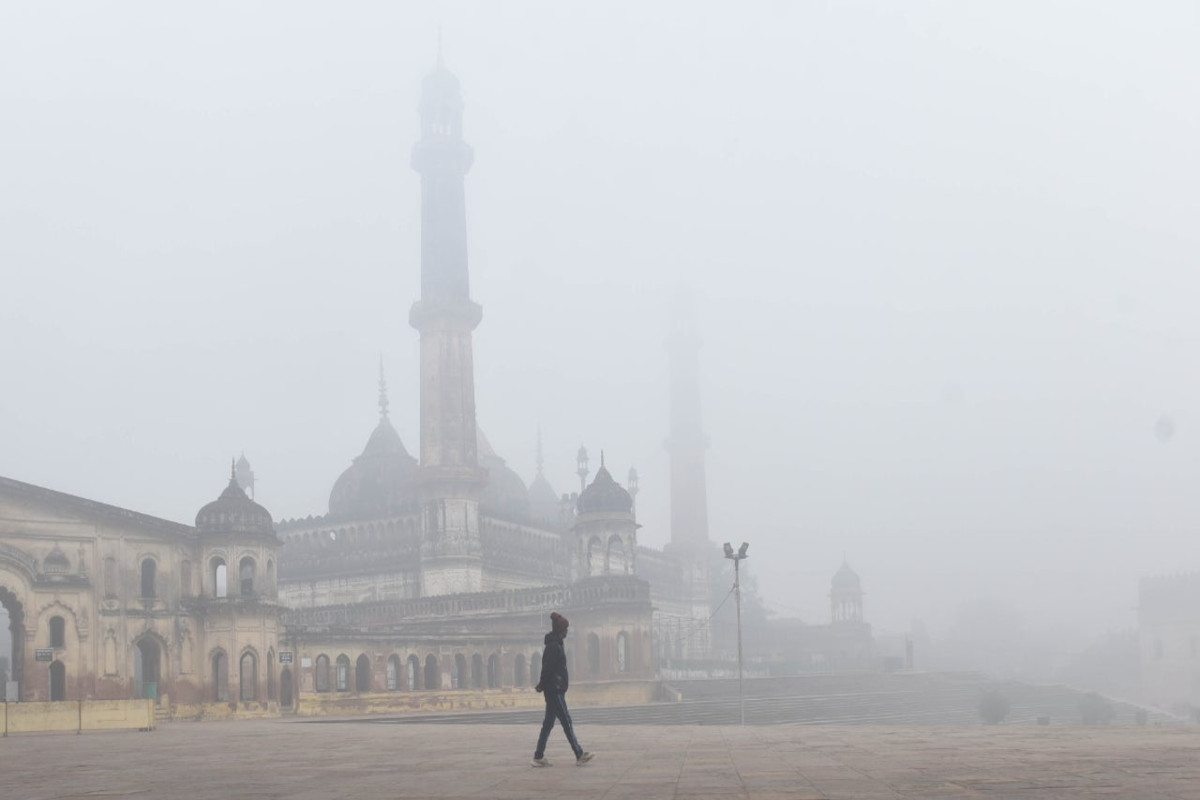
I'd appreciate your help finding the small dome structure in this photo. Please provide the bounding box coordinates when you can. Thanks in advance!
[43,546,70,574]
[196,463,275,537]
[832,561,862,592]
[577,458,633,515]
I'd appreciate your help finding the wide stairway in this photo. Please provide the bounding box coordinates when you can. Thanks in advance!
[340,672,1179,727]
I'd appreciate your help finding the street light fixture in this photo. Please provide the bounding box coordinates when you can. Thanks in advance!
[723,540,749,724]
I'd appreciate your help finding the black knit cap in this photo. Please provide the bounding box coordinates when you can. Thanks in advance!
[550,612,569,633]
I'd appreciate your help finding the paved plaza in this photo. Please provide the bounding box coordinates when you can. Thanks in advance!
[3,718,1200,799]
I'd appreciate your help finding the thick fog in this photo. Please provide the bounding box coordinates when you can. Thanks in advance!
[2,2,1198,655]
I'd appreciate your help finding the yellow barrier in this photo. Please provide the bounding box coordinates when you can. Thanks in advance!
[1,699,154,735]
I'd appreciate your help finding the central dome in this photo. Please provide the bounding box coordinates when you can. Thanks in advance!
[328,416,419,520]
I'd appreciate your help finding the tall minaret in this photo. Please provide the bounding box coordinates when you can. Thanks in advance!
[409,53,485,596]
[665,287,710,548]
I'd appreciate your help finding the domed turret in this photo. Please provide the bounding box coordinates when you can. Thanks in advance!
[832,561,861,591]
[196,462,275,538]
[577,456,633,516]
[328,367,419,520]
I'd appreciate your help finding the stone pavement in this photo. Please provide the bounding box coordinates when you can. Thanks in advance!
[2,719,1199,799]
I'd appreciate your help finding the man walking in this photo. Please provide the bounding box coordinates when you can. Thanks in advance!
[531,612,594,767]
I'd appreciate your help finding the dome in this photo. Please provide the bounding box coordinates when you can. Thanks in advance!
[43,546,70,574]
[578,464,633,515]
[197,469,274,537]
[528,473,559,521]
[328,417,419,520]
[477,426,530,519]
[832,561,862,592]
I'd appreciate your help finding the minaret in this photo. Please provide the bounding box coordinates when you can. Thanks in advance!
[665,287,710,548]
[409,53,485,595]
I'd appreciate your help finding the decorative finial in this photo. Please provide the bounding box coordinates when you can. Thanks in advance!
[600,450,606,469]
[230,458,237,481]
[536,426,545,476]
[378,356,389,419]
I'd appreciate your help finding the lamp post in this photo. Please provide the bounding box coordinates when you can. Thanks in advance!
[627,467,639,519]
[723,541,749,725]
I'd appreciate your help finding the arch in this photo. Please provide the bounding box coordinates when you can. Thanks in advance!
[386,654,400,691]
[239,556,256,597]
[265,559,276,597]
[606,535,630,575]
[211,557,228,599]
[423,654,439,690]
[280,668,293,708]
[212,649,229,702]
[355,654,371,692]
[406,654,419,690]
[134,637,162,702]
[49,615,65,649]
[587,536,602,576]
[514,654,526,688]
[240,651,257,702]
[471,653,483,688]
[267,650,276,701]
[140,558,157,599]
[587,633,600,674]
[315,654,330,692]
[487,653,499,688]
[617,631,629,672]
[49,660,66,701]
[453,654,467,689]
[530,652,541,687]
[180,559,192,597]
[336,654,351,691]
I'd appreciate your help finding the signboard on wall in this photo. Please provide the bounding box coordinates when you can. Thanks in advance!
[34,649,53,662]
[279,652,293,664]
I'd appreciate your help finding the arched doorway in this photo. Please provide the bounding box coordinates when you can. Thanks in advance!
[280,667,293,709]
[423,654,438,690]
[355,654,370,692]
[0,585,26,700]
[49,660,66,701]
[134,638,161,702]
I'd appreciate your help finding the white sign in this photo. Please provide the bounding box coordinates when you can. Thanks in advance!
[300,657,312,668]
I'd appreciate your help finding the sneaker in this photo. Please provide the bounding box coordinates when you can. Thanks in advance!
[576,752,594,765]
[530,757,552,768]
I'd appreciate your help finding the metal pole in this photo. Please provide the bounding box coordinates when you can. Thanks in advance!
[734,557,744,725]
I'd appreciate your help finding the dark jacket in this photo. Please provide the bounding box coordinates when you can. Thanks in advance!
[537,631,569,694]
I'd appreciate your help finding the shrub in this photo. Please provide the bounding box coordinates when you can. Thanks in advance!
[1078,691,1115,725]
[978,688,1011,725]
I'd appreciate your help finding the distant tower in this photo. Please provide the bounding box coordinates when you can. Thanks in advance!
[831,561,864,624]
[409,52,485,596]
[576,445,590,494]
[235,453,255,499]
[665,287,710,548]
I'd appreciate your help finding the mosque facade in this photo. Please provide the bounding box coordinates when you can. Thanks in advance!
[0,59,872,711]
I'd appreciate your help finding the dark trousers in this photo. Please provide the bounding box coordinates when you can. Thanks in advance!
[534,690,582,759]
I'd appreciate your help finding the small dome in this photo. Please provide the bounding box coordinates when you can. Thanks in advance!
[528,473,559,521]
[328,417,418,520]
[578,464,632,515]
[43,546,70,574]
[197,471,274,537]
[832,561,862,591]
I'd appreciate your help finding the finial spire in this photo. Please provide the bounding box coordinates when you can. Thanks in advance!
[536,426,545,476]
[378,356,390,419]
[230,457,237,481]
[601,450,606,469]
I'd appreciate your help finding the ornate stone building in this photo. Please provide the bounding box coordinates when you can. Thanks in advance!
[0,57,717,711]
[0,469,280,707]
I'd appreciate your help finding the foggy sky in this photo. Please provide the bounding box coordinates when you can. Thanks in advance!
[2,1,1198,643]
